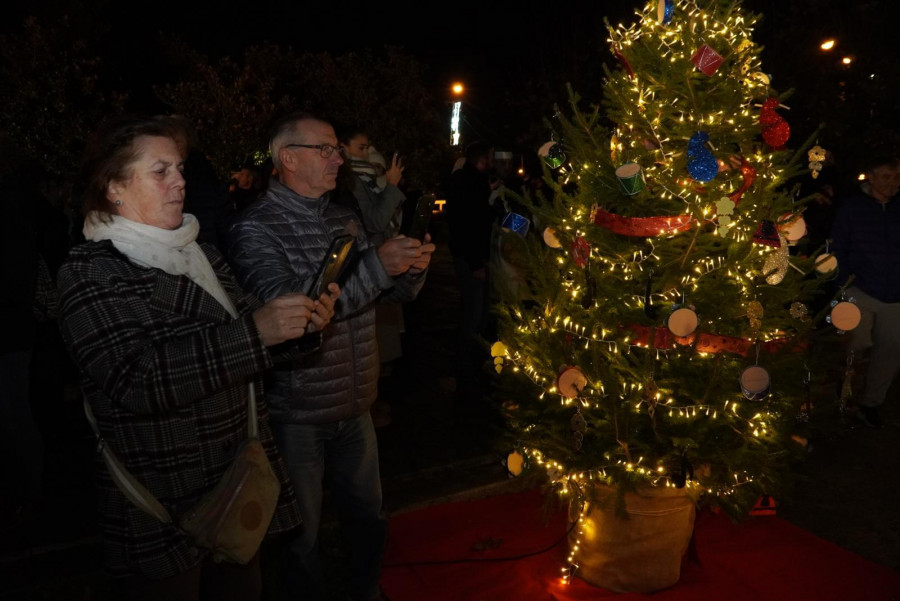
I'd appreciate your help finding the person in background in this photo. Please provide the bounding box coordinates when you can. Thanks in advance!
[57,113,337,600]
[335,127,408,427]
[830,154,900,429]
[227,110,433,601]
[174,117,234,255]
[444,140,496,402]
[229,158,261,214]
[335,127,405,246]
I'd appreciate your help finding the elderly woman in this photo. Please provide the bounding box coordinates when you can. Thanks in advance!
[57,114,337,600]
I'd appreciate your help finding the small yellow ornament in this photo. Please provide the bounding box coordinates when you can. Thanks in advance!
[715,197,736,215]
[808,145,827,179]
[506,450,525,476]
[750,72,771,85]
[491,341,508,373]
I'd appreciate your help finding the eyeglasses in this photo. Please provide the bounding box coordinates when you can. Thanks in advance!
[284,143,340,158]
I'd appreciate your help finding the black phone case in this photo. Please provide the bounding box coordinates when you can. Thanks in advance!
[407,194,436,241]
[307,234,356,298]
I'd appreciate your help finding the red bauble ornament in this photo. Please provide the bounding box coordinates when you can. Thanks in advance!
[759,98,790,149]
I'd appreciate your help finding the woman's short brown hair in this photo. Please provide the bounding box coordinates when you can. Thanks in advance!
[79,114,190,218]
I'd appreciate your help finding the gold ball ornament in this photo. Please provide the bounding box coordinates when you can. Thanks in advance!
[750,72,771,85]
[747,301,764,319]
[790,302,810,322]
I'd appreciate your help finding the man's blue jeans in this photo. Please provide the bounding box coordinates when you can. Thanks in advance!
[272,412,386,601]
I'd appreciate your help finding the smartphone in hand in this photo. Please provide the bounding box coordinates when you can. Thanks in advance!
[406,194,436,242]
[307,234,357,298]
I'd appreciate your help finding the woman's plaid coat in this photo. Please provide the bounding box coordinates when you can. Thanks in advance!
[57,239,301,579]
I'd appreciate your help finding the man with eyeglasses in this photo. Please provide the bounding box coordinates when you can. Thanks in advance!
[227,110,434,601]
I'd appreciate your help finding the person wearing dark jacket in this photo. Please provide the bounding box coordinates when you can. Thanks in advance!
[57,114,335,600]
[226,110,434,601]
[831,155,900,429]
[444,141,496,395]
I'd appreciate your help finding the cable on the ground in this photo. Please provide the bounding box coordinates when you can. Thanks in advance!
[381,519,577,568]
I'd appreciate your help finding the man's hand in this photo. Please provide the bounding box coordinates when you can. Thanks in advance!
[252,293,317,346]
[307,283,340,333]
[378,235,434,276]
[409,233,435,274]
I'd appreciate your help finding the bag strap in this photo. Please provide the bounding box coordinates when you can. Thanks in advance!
[83,397,174,523]
[247,381,259,439]
[83,382,259,523]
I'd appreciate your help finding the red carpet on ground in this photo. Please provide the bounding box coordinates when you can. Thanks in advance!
[381,488,900,601]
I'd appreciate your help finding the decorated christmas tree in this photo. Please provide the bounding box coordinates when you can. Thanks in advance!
[493,0,844,590]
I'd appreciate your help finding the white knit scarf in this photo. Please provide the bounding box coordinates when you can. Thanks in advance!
[82,211,238,318]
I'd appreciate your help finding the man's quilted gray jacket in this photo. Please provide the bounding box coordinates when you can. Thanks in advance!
[227,179,425,424]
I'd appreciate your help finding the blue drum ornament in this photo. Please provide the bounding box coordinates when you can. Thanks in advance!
[501,212,531,237]
[740,365,770,401]
[686,132,719,183]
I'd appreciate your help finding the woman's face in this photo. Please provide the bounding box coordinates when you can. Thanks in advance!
[342,134,370,160]
[108,136,186,230]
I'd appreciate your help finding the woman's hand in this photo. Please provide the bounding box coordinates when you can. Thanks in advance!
[307,283,340,333]
[386,152,404,187]
[252,293,316,346]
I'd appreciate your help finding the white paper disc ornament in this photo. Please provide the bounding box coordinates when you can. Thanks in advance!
[557,366,587,399]
[777,212,807,244]
[667,306,699,338]
[543,227,562,249]
[827,300,861,332]
[740,365,771,401]
[814,253,838,274]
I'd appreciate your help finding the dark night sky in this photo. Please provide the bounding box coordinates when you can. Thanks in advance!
[5,0,899,152]
[4,0,636,113]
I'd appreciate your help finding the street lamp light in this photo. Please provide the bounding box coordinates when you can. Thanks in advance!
[450,82,464,147]
[820,39,836,51]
